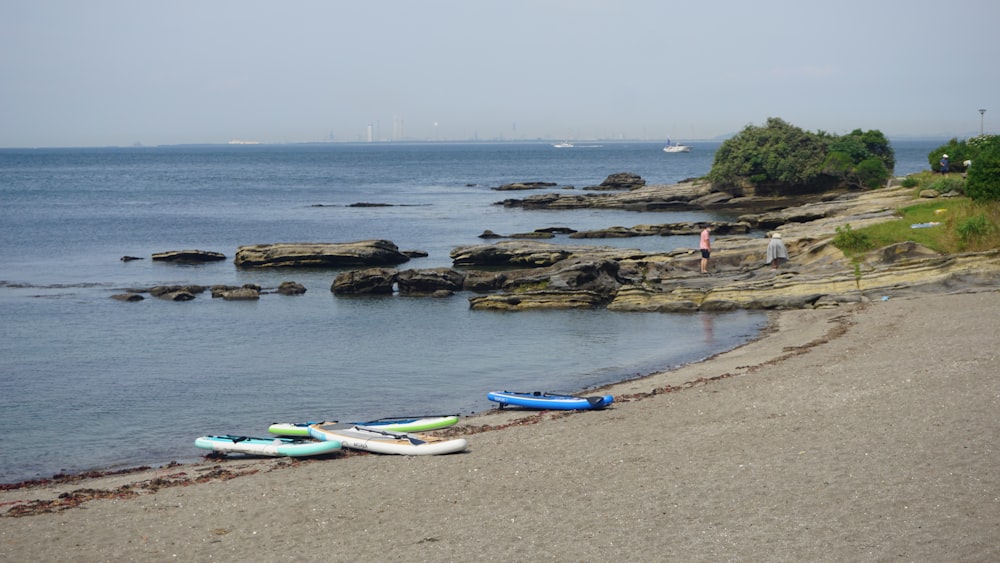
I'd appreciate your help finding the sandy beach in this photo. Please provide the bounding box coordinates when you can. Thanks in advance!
[2,290,999,562]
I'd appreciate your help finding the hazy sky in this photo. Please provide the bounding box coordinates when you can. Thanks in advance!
[2,0,997,147]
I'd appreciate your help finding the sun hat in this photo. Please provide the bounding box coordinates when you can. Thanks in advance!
[943,154,948,158]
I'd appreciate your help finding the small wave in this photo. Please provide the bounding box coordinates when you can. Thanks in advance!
[1,281,114,289]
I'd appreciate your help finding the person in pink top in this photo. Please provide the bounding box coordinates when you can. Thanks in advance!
[699,226,712,274]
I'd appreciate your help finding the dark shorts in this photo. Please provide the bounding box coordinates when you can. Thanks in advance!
[700,249,711,259]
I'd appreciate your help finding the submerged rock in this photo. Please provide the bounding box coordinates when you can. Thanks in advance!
[149,285,207,300]
[492,181,559,191]
[276,281,307,295]
[220,287,260,301]
[469,290,610,310]
[151,250,226,263]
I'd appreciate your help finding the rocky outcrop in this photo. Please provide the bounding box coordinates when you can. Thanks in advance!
[234,240,410,269]
[151,250,226,263]
[500,257,622,295]
[462,270,508,292]
[465,258,625,310]
[607,249,1000,312]
[331,267,398,295]
[568,221,750,239]
[450,240,632,268]
[479,228,575,239]
[311,254,628,309]
[469,290,610,310]
[583,172,646,191]
[306,182,1000,311]
[396,267,466,295]
[497,180,713,211]
[446,235,1000,312]
[455,185,1000,311]
[497,178,853,214]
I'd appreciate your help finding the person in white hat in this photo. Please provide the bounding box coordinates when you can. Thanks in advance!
[766,232,789,270]
[940,153,950,174]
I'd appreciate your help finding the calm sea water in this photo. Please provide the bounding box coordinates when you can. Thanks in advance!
[0,139,941,483]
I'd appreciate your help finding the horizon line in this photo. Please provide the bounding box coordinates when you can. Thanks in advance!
[0,133,975,151]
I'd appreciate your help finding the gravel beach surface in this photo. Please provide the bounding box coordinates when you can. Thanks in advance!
[2,291,998,562]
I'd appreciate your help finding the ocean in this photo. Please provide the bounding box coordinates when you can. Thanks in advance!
[0,139,942,483]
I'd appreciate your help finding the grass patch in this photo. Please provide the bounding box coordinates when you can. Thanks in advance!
[840,198,1000,255]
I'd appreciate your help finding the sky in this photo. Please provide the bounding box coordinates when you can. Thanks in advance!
[1,0,998,147]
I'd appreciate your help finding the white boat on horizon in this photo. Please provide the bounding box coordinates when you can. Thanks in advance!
[662,138,691,153]
[552,141,574,148]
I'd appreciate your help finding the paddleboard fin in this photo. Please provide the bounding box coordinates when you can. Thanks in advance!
[585,395,613,408]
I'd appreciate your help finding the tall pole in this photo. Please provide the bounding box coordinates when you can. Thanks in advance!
[979,109,986,136]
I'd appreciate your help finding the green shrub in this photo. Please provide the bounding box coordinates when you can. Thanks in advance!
[901,176,919,188]
[927,176,966,195]
[833,224,875,254]
[709,118,828,193]
[708,118,893,194]
[853,128,895,171]
[821,151,853,177]
[956,214,991,241]
[965,141,1000,202]
[929,138,970,173]
[856,158,890,188]
[930,134,1000,175]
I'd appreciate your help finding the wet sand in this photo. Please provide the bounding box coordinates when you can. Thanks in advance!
[2,291,999,561]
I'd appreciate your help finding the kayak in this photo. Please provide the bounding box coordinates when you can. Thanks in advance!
[487,391,614,410]
[307,422,468,456]
[194,435,342,457]
[268,415,460,437]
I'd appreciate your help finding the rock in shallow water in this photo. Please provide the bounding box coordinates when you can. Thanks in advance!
[234,240,410,269]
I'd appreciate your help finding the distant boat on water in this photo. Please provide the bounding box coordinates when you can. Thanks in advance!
[552,141,574,148]
[662,138,691,153]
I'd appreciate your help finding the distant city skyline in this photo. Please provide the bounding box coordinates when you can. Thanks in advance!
[2,1,997,148]
[245,112,994,145]
[224,129,973,147]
